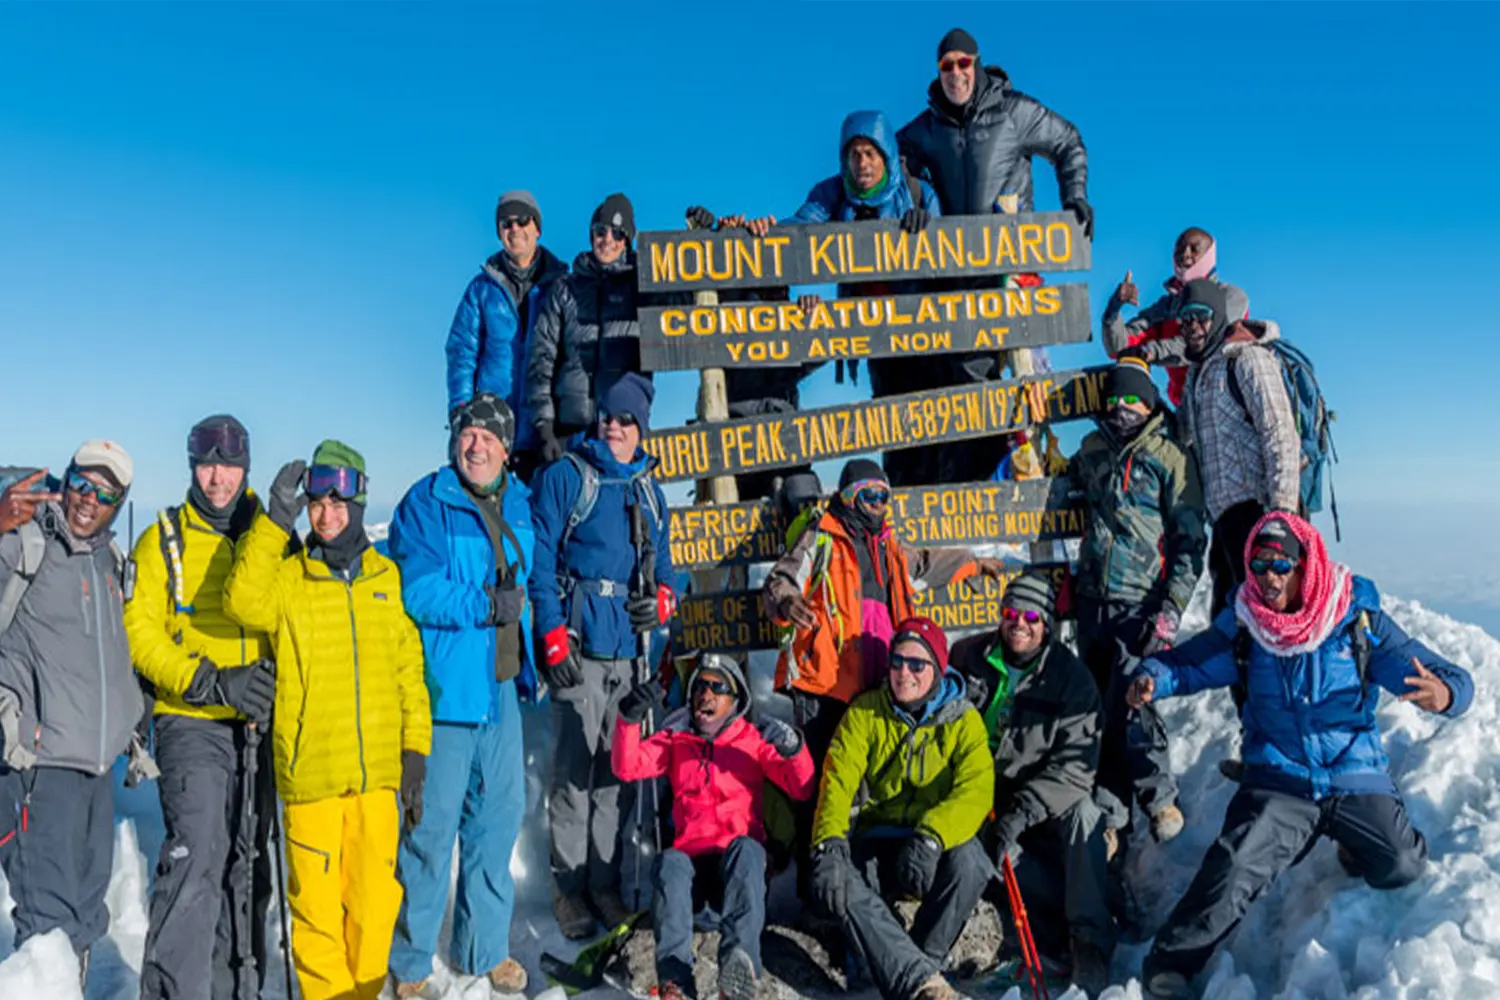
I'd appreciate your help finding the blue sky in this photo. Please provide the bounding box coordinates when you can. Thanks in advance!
[3,4,1497,556]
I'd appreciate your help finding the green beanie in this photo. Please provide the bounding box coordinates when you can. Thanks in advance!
[310,438,368,504]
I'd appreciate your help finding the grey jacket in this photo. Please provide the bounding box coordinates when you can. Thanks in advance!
[1101,276,1249,365]
[1182,320,1301,521]
[897,65,1087,216]
[0,506,140,775]
[950,634,1100,844]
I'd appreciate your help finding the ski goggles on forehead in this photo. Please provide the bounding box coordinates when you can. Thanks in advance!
[188,422,249,464]
[303,464,365,500]
[1001,606,1044,624]
[1249,556,1299,576]
[65,468,123,506]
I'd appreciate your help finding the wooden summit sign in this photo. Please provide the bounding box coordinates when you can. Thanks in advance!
[672,563,1070,655]
[638,211,1090,293]
[667,478,1085,572]
[645,366,1108,484]
[639,283,1090,372]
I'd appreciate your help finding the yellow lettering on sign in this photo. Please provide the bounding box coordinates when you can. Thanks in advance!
[690,310,715,336]
[912,232,937,271]
[777,303,805,332]
[749,306,776,333]
[915,297,939,324]
[1018,224,1045,266]
[650,242,676,283]
[1046,223,1072,264]
[852,336,870,356]
[734,239,763,281]
[707,241,733,282]
[937,228,965,270]
[831,300,857,327]
[723,306,747,334]
[967,226,991,267]
[765,237,790,277]
[856,299,882,327]
[809,235,836,277]
[725,343,744,363]
[1035,286,1061,314]
[880,231,910,272]
[1004,288,1032,316]
[886,300,913,326]
[847,232,875,275]
[662,310,687,336]
[978,291,1003,319]
[678,242,705,282]
[937,293,963,321]
[809,302,835,330]
[994,226,1018,266]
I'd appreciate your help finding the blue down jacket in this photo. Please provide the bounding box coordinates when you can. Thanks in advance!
[528,437,682,660]
[787,110,941,224]
[1138,576,1473,800]
[389,466,538,715]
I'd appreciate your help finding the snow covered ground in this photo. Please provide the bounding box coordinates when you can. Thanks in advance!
[2,584,1496,1000]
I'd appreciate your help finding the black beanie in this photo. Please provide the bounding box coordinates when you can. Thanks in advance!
[937,28,979,60]
[1252,516,1304,561]
[450,392,516,451]
[838,458,887,492]
[1104,357,1159,409]
[591,193,636,242]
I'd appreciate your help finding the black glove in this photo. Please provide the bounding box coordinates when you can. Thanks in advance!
[401,749,426,831]
[626,592,660,634]
[268,460,307,534]
[1065,198,1094,240]
[896,833,942,899]
[757,717,803,759]
[810,837,852,918]
[487,583,525,626]
[184,658,276,725]
[900,207,930,234]
[537,421,565,464]
[542,648,584,690]
[618,682,660,726]
[685,205,716,230]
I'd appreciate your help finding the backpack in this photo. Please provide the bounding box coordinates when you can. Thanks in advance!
[1228,339,1341,539]
[0,520,128,638]
[1233,609,1373,708]
[558,451,662,553]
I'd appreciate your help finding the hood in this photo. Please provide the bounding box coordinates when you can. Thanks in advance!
[927,64,1010,123]
[838,110,903,205]
[572,249,636,280]
[1220,318,1282,360]
[577,435,657,479]
[39,500,116,554]
[888,669,970,728]
[682,657,752,738]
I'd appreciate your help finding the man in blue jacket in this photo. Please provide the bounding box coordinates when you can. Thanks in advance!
[1125,513,1473,999]
[387,393,537,998]
[529,372,682,939]
[445,190,569,482]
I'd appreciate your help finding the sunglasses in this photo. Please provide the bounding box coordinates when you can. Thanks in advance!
[939,56,974,72]
[1178,308,1215,326]
[303,464,365,501]
[591,224,628,242]
[857,487,891,506]
[1106,394,1143,408]
[188,422,248,465]
[1249,556,1299,576]
[499,215,535,231]
[691,676,733,697]
[65,468,123,506]
[1001,606,1044,624]
[888,653,934,674]
[600,412,638,428]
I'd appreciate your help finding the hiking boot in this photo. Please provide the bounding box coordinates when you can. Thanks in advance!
[913,972,958,1000]
[659,980,696,1000]
[591,887,635,930]
[1150,803,1185,843]
[1070,936,1112,996]
[1218,758,1245,783]
[488,958,529,995]
[718,946,757,1000]
[554,891,596,940]
[1145,970,1194,999]
[1102,826,1120,862]
[394,979,443,1000]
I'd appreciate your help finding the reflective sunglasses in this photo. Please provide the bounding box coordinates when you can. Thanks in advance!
[857,487,891,506]
[1106,394,1143,408]
[888,653,934,674]
[1001,606,1044,624]
[591,224,628,242]
[303,464,365,501]
[939,56,974,72]
[1178,306,1215,326]
[600,412,638,428]
[1249,556,1298,576]
[65,468,123,506]
[691,676,734,697]
[499,215,535,231]
[188,422,248,465]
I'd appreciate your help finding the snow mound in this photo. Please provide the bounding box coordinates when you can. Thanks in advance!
[0,929,83,1000]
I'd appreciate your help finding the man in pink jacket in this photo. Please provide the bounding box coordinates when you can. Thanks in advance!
[613,653,814,1000]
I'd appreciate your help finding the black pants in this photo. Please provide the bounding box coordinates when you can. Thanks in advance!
[790,691,849,898]
[653,839,767,988]
[1076,600,1178,819]
[139,715,275,1000]
[1209,500,1266,619]
[1145,787,1427,981]
[842,834,991,1000]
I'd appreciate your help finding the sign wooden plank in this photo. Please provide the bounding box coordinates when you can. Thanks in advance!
[671,563,1070,655]
[645,366,1108,484]
[638,212,1090,293]
[639,283,1090,372]
[667,478,1085,572]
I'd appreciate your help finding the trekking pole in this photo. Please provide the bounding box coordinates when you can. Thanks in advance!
[1002,855,1051,1000]
[629,500,658,914]
[271,804,297,999]
[237,722,261,1000]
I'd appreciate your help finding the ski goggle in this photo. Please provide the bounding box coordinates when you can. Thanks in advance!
[1106,394,1143,408]
[857,487,891,506]
[1001,606,1044,624]
[691,676,734,697]
[590,224,628,243]
[65,468,123,506]
[1178,305,1215,326]
[939,56,974,72]
[303,464,365,501]
[188,421,248,465]
[889,653,935,674]
[1249,556,1299,577]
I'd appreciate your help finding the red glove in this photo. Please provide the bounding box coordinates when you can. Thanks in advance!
[543,624,571,667]
[656,585,677,624]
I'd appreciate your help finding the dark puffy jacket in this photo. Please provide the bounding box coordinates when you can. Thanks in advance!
[786,110,941,224]
[445,248,568,451]
[897,66,1087,215]
[527,437,683,660]
[525,251,646,433]
[1139,577,1474,800]
[1066,409,1208,614]
[951,634,1101,844]
[0,506,140,775]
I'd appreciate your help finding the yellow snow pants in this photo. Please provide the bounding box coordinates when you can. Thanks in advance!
[282,790,403,1000]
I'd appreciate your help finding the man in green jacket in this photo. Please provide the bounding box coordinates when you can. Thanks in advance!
[809,616,993,1000]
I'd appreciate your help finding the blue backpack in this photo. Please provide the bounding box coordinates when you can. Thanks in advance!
[1228,339,1341,539]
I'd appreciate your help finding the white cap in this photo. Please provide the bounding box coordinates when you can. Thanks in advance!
[71,439,134,489]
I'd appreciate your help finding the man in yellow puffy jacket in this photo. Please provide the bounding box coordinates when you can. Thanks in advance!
[223,439,431,1000]
[127,415,279,1000]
